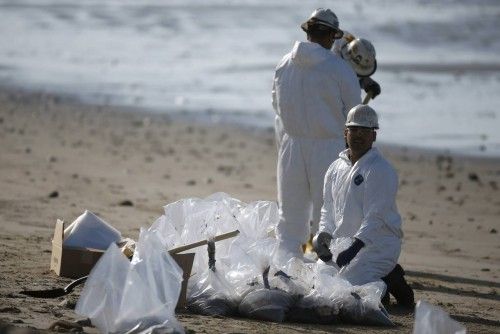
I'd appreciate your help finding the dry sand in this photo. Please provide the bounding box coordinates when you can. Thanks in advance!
[0,89,499,333]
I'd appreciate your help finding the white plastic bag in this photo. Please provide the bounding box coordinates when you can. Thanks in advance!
[74,243,129,332]
[76,229,184,334]
[63,210,121,250]
[413,300,466,334]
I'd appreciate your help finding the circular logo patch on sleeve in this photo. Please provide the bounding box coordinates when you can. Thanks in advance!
[354,174,364,185]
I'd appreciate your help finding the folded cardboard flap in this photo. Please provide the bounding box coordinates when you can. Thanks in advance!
[50,219,195,309]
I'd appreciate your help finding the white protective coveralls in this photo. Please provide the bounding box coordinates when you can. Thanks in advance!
[319,147,403,285]
[272,41,361,255]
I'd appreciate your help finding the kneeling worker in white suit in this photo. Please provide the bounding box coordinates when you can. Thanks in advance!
[313,104,414,307]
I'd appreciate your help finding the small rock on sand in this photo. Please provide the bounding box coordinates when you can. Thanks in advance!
[48,191,59,198]
[468,172,480,182]
[119,200,134,207]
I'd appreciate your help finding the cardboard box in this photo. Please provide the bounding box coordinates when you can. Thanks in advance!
[50,219,105,278]
[50,219,195,309]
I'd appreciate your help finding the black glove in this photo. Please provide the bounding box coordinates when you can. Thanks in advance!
[312,232,333,262]
[336,238,365,267]
[359,77,381,99]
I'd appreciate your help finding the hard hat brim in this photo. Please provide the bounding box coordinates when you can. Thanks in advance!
[301,20,343,37]
[345,122,379,129]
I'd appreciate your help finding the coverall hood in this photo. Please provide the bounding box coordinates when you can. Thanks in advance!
[290,41,331,68]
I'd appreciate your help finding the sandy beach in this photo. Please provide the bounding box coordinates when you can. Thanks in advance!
[0,89,499,333]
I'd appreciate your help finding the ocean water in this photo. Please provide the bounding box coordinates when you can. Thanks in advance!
[1,0,500,156]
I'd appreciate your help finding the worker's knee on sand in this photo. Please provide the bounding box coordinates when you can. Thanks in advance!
[338,258,414,307]
[338,252,399,286]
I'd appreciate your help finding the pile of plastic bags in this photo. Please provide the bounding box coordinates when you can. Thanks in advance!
[76,193,394,333]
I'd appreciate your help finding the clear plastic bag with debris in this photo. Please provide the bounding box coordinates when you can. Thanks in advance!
[337,280,394,326]
[149,193,240,281]
[282,257,393,326]
[145,194,394,327]
[187,240,238,316]
[237,265,296,323]
[239,286,296,323]
[234,238,296,323]
[287,261,343,324]
[326,237,394,326]
[75,229,184,334]
[187,269,239,316]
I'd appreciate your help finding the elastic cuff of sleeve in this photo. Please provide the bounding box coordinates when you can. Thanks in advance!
[353,233,371,247]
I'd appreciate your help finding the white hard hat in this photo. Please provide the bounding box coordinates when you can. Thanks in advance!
[345,104,379,129]
[341,38,377,77]
[301,8,343,37]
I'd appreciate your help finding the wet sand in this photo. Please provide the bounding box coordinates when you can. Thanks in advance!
[0,89,499,333]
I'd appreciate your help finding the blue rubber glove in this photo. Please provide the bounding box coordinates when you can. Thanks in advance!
[336,238,365,267]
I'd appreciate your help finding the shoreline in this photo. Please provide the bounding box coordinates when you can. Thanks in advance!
[2,83,500,161]
[0,87,499,333]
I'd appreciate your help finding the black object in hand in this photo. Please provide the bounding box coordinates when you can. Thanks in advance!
[312,232,333,262]
[359,77,381,99]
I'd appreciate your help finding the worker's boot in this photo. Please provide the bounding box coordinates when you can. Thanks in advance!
[381,291,390,307]
[381,264,414,308]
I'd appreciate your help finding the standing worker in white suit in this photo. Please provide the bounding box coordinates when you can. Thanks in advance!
[313,104,414,307]
[272,8,362,257]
